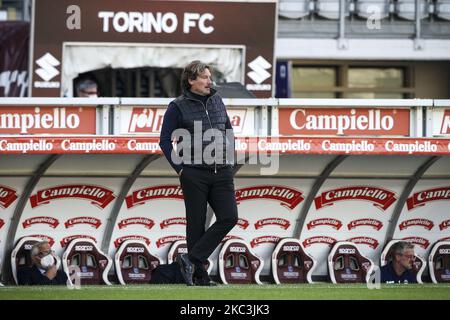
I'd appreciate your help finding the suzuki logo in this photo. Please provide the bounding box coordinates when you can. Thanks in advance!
[247,56,271,84]
[35,53,60,81]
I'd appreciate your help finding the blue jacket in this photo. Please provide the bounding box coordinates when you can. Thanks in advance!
[380,262,416,284]
[17,265,68,285]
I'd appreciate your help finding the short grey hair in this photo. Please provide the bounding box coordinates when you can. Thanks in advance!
[30,241,50,258]
[76,79,97,96]
[391,241,414,257]
[180,60,211,91]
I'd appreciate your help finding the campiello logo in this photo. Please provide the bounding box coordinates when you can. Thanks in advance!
[65,217,102,229]
[60,235,96,247]
[250,236,280,248]
[22,216,59,229]
[126,185,183,208]
[399,219,434,231]
[347,236,379,249]
[440,220,450,230]
[118,217,155,229]
[160,217,186,229]
[402,236,430,249]
[347,219,383,231]
[307,218,343,230]
[156,235,185,248]
[30,185,115,209]
[0,185,18,209]
[302,236,337,248]
[28,234,55,246]
[114,235,151,248]
[221,235,244,244]
[236,218,250,230]
[407,187,450,210]
[314,186,397,211]
[280,108,410,136]
[254,218,290,230]
[235,186,304,210]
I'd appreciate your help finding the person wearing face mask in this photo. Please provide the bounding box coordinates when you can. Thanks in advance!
[17,241,68,285]
[75,79,99,98]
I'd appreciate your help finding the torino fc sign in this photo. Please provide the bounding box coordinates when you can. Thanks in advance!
[31,0,276,98]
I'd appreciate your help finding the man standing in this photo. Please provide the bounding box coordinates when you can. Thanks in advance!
[380,241,417,284]
[159,61,238,286]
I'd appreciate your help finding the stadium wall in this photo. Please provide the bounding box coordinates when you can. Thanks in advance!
[0,98,449,284]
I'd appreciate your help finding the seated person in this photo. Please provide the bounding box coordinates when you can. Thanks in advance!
[380,241,416,284]
[17,241,68,285]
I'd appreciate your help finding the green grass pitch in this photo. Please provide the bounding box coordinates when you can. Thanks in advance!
[0,283,449,300]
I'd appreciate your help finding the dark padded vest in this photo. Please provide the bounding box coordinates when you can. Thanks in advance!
[172,89,230,170]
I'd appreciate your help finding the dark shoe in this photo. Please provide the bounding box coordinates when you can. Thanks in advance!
[178,254,195,286]
[194,276,218,287]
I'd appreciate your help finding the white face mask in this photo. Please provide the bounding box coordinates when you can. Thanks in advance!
[40,254,55,269]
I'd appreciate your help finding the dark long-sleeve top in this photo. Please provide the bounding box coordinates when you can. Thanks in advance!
[159,98,234,174]
[17,265,68,285]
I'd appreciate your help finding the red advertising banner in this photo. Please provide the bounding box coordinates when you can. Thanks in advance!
[314,186,397,211]
[254,218,291,230]
[118,217,155,229]
[22,216,59,229]
[30,184,116,209]
[64,217,102,229]
[0,136,449,155]
[279,108,410,136]
[156,235,185,248]
[0,106,96,134]
[250,235,280,248]
[0,185,18,209]
[235,185,304,210]
[407,187,450,210]
[347,219,383,231]
[114,235,151,248]
[307,218,343,230]
[125,185,184,208]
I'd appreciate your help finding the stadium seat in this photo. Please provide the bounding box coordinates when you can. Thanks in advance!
[395,0,430,20]
[428,240,450,283]
[167,240,212,274]
[316,0,351,19]
[279,0,313,19]
[218,239,264,284]
[328,241,374,284]
[62,238,112,285]
[356,0,390,19]
[435,0,450,20]
[11,236,61,285]
[271,238,316,284]
[380,239,426,284]
[114,240,162,285]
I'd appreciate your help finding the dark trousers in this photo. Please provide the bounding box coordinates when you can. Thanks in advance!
[179,166,238,266]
